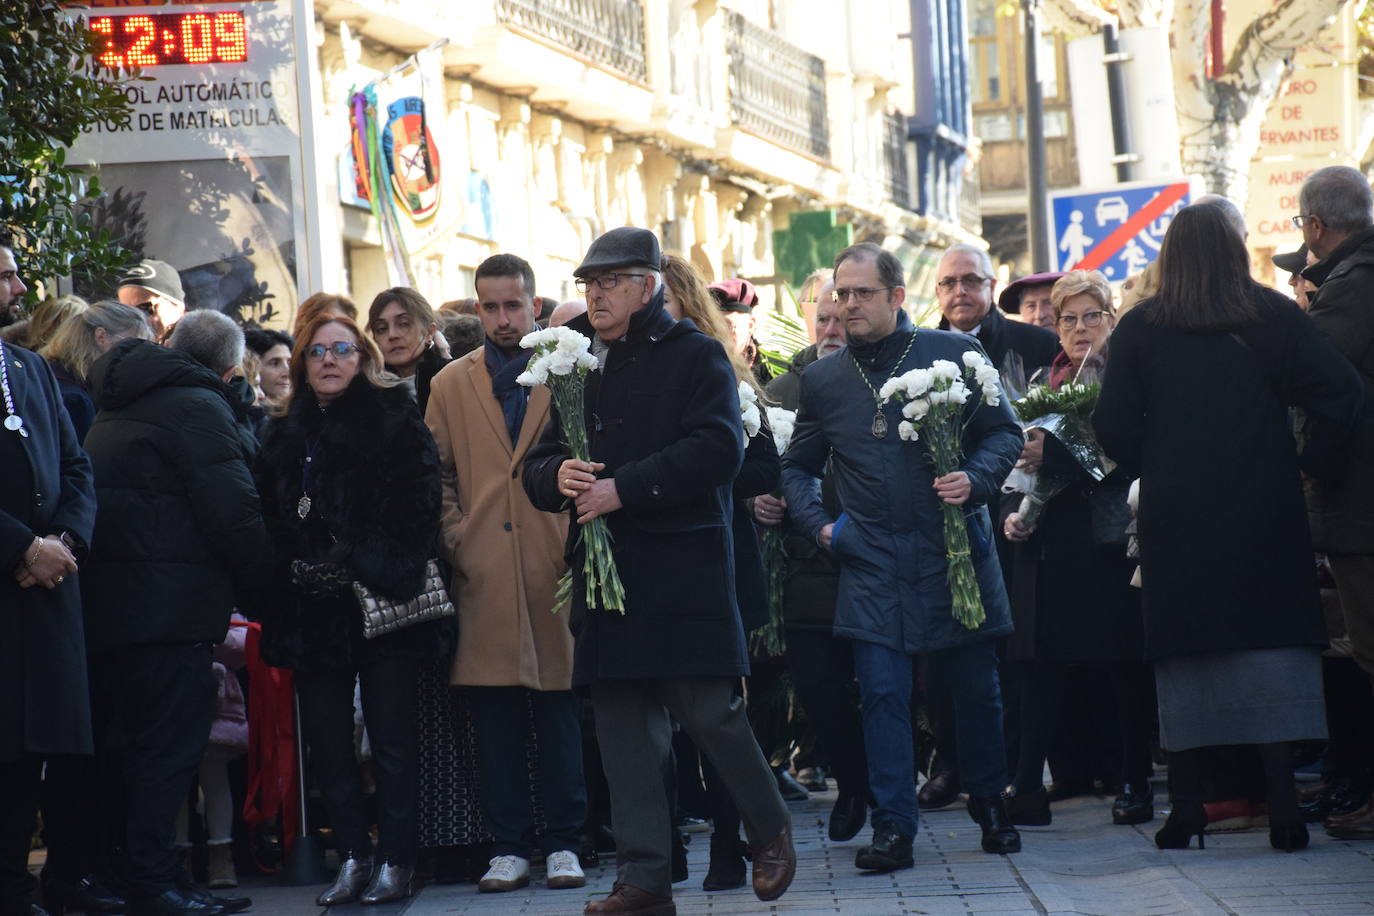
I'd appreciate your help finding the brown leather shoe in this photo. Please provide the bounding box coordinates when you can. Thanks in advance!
[750,820,796,902]
[1325,794,1374,826]
[1326,800,1374,840]
[583,883,676,916]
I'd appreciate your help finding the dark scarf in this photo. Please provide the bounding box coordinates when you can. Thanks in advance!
[483,337,533,447]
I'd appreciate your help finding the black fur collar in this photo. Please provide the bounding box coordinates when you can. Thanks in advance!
[267,376,413,464]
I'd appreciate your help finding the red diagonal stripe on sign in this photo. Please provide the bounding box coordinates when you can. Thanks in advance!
[1072,183,1191,271]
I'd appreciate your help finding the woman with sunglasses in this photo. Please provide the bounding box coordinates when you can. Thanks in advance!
[252,314,450,905]
[1001,270,1154,830]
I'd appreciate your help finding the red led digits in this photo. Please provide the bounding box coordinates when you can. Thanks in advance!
[90,17,122,69]
[181,13,213,64]
[125,15,158,67]
[89,11,249,67]
[214,12,248,62]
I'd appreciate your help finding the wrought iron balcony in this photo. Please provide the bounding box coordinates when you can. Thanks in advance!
[725,11,829,160]
[884,110,912,208]
[495,0,646,83]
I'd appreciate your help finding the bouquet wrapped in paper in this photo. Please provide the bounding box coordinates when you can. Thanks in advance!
[752,405,796,656]
[879,351,1002,630]
[1008,377,1114,530]
[517,327,626,614]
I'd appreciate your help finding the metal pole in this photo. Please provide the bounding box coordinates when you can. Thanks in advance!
[1103,22,1135,182]
[279,685,329,886]
[1023,0,1050,271]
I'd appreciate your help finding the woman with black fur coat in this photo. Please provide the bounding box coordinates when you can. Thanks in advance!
[253,314,451,906]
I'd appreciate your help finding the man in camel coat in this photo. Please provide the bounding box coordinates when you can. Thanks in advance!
[425,254,585,895]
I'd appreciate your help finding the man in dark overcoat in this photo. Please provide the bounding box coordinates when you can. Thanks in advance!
[524,227,794,916]
[782,243,1025,872]
[82,312,268,916]
[0,240,97,916]
[1298,165,1374,837]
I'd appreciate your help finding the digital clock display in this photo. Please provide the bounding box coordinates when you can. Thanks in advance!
[91,12,248,68]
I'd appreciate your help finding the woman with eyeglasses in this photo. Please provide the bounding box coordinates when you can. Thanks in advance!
[1092,203,1363,852]
[253,314,450,905]
[366,287,450,413]
[1000,270,1155,830]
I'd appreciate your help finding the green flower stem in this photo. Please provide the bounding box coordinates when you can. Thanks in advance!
[549,366,626,614]
[752,525,788,656]
[924,395,986,631]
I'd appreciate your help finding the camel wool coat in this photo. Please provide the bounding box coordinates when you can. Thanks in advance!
[426,347,573,690]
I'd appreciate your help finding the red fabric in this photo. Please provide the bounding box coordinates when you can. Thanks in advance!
[708,277,758,307]
[1047,349,1074,391]
[235,620,300,855]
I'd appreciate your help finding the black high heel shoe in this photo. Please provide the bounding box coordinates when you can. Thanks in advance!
[1154,804,1207,850]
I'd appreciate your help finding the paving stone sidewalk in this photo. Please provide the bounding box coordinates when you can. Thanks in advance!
[234,784,1374,915]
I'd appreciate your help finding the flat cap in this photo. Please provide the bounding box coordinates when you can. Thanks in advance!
[574,227,661,278]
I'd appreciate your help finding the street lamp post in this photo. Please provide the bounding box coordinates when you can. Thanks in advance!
[1023,0,1050,271]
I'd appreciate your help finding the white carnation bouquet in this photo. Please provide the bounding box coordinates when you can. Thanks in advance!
[753,406,796,655]
[739,381,762,437]
[517,327,626,614]
[879,351,1002,630]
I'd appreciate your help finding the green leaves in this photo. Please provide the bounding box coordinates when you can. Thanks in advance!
[0,2,134,307]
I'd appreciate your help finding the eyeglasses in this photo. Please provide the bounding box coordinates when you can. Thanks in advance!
[832,286,894,303]
[304,341,361,361]
[1055,311,1110,330]
[935,274,991,293]
[574,273,649,293]
[1291,214,1317,229]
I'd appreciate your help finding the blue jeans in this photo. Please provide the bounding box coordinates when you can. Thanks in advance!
[852,639,1007,837]
[469,687,587,858]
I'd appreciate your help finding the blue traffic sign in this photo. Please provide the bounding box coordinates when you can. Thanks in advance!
[1048,177,1204,280]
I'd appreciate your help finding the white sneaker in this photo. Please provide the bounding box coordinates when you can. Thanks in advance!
[478,854,530,893]
[545,849,586,889]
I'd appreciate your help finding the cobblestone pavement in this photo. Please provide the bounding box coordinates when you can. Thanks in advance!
[232,782,1374,915]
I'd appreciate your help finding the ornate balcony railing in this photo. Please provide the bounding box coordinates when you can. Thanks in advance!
[884,110,912,208]
[725,11,829,160]
[495,0,646,83]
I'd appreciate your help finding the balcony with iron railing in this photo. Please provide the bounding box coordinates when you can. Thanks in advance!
[494,0,647,83]
[724,10,830,161]
[884,110,912,208]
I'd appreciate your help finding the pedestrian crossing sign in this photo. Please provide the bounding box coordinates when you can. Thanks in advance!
[1047,177,1205,280]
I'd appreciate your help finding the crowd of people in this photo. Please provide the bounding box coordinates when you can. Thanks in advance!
[3,163,1374,916]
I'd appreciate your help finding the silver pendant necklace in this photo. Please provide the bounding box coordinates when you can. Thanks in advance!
[0,341,28,438]
[849,331,916,438]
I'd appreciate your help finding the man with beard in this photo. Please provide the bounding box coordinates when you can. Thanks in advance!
[0,237,98,916]
[426,254,587,895]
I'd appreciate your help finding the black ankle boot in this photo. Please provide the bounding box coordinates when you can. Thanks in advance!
[966,793,1022,854]
[1154,802,1206,849]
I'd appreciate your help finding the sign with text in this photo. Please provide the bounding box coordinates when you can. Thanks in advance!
[1048,178,1204,280]
[64,0,309,328]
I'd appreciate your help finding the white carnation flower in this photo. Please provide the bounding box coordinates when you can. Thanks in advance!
[576,351,599,371]
[742,402,762,438]
[904,368,933,398]
[516,370,539,387]
[961,350,986,371]
[931,359,960,381]
[738,380,759,405]
[902,398,930,421]
[898,420,919,441]
[928,389,947,406]
[879,377,903,401]
[947,380,971,405]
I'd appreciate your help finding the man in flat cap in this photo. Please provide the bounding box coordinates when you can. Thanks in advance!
[117,259,187,342]
[524,227,794,916]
